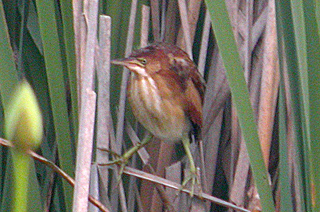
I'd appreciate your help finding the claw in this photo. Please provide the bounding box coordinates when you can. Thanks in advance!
[98,153,130,184]
[100,134,154,183]
[179,167,202,197]
[107,156,130,183]
[180,136,203,197]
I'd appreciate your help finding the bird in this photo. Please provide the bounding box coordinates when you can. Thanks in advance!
[111,42,205,195]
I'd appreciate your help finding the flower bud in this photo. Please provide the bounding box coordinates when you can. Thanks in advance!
[5,80,43,150]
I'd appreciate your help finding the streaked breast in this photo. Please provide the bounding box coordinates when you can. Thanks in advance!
[128,74,191,142]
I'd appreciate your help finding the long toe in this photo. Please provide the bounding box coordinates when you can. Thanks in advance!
[180,169,202,197]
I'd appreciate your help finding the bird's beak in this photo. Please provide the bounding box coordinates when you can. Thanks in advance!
[111,57,138,68]
[111,57,147,76]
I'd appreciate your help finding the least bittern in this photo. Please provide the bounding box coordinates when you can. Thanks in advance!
[111,43,205,195]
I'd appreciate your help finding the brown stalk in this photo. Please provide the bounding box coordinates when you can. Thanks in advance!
[258,0,279,169]
[177,0,193,58]
[202,47,230,202]
[149,142,175,212]
[72,0,99,210]
[73,89,97,211]
[163,0,179,43]
[95,15,112,204]
[176,0,202,53]
[141,5,150,47]
[122,166,250,212]
[150,0,161,41]
[198,11,211,76]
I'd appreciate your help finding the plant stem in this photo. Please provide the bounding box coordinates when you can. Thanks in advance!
[12,149,31,212]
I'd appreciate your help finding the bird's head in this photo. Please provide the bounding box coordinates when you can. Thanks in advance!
[111,43,192,78]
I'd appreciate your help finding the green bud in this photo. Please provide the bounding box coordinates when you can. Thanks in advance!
[5,80,43,150]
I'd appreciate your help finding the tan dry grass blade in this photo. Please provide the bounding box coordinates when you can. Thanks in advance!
[176,0,202,49]
[164,0,179,43]
[141,5,150,47]
[258,0,279,169]
[96,15,112,206]
[177,0,193,57]
[72,0,99,210]
[73,89,96,212]
[202,47,230,196]
[150,0,161,41]
[198,11,211,76]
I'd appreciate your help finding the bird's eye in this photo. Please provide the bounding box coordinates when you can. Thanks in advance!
[138,58,147,65]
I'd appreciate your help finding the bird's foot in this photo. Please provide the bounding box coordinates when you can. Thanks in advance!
[100,150,130,183]
[113,155,132,182]
[180,167,202,197]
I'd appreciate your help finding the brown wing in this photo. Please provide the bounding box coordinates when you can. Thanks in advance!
[185,66,205,127]
[166,51,206,138]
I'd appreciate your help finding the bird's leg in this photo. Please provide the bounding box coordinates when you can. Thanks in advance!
[181,136,201,197]
[105,133,153,181]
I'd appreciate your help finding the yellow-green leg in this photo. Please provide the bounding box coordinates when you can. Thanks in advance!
[107,133,153,181]
[181,136,200,197]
